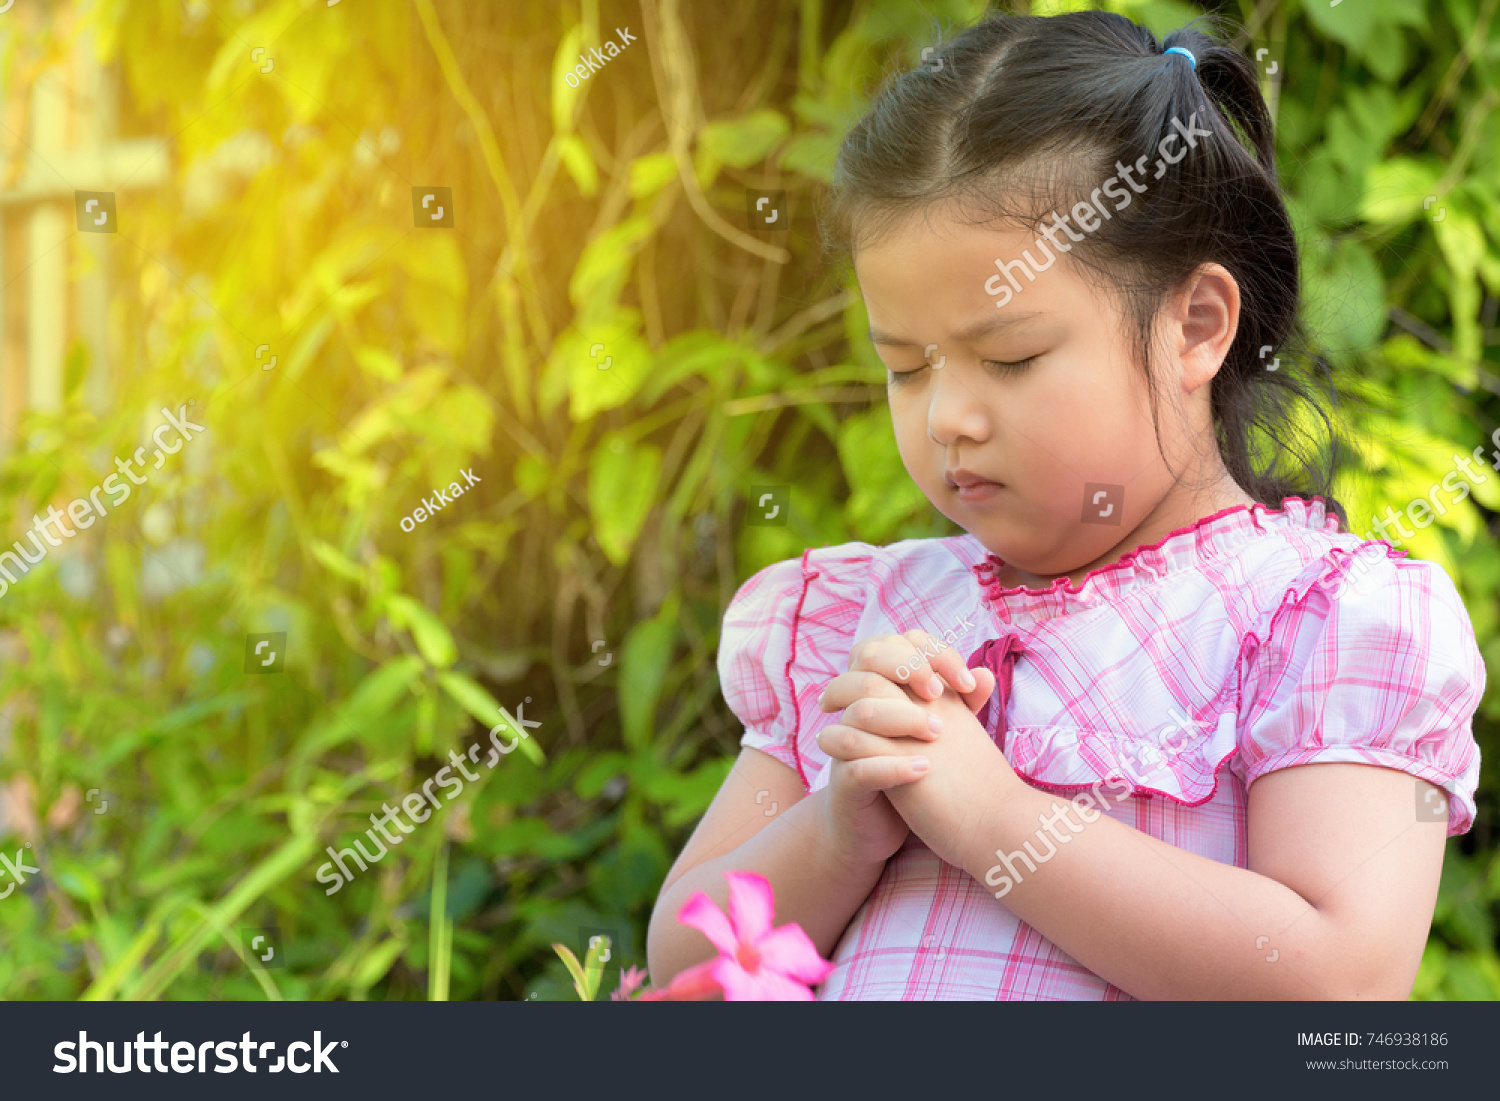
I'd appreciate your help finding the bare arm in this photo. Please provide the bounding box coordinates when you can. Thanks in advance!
[951,761,1447,999]
[645,747,886,987]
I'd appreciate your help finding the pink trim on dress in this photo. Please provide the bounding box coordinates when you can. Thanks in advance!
[784,548,820,793]
[970,495,1343,602]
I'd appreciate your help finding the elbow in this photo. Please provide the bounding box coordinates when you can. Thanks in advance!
[1319,957,1418,1001]
[1333,974,1415,1001]
[645,887,695,989]
[1281,913,1424,1000]
[644,905,671,989]
[1238,939,1417,1000]
[1351,987,1413,1001]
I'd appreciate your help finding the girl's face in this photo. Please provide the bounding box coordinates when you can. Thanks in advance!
[853,206,1246,586]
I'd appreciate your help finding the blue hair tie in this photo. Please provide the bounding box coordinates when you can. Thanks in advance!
[1164,46,1196,69]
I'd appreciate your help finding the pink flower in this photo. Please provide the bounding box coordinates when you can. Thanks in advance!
[611,965,649,1001]
[666,870,834,1000]
[635,958,721,1001]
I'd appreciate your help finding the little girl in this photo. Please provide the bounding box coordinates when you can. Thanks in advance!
[646,10,1484,999]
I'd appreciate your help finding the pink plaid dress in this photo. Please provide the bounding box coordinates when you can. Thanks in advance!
[717,497,1485,999]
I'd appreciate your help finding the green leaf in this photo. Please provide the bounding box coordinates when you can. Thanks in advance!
[1434,208,1487,362]
[575,751,629,798]
[435,670,500,726]
[587,433,662,566]
[558,315,653,422]
[1359,21,1407,82]
[1434,208,1485,280]
[1361,157,1445,227]
[551,24,585,135]
[699,109,789,169]
[492,819,582,859]
[351,937,409,992]
[693,144,720,191]
[354,346,403,382]
[552,942,591,1000]
[568,214,653,319]
[1324,86,1413,180]
[628,152,678,200]
[1097,0,1202,37]
[586,820,671,910]
[282,314,336,383]
[428,845,452,1001]
[514,454,550,500]
[631,756,735,828]
[781,130,840,182]
[123,831,321,1000]
[297,656,425,759]
[1304,0,1427,52]
[557,133,599,197]
[401,234,468,298]
[386,594,458,668]
[493,701,547,766]
[618,597,679,752]
[640,330,745,405]
[309,540,366,585]
[1302,236,1385,356]
[838,406,932,539]
[581,934,609,1000]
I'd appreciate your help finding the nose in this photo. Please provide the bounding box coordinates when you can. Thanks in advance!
[925,365,990,448]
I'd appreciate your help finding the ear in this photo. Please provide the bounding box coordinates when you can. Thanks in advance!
[1168,262,1240,395]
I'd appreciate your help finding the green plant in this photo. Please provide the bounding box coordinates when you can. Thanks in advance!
[0,0,1495,1002]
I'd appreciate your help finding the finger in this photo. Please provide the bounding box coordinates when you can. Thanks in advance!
[924,635,983,700]
[818,669,915,712]
[835,694,944,742]
[952,663,997,715]
[895,629,947,699]
[817,723,930,761]
[829,753,930,795]
[847,630,946,700]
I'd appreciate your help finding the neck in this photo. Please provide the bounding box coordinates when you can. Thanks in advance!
[995,474,1259,591]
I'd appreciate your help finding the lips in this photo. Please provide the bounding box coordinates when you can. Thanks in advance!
[945,469,1003,489]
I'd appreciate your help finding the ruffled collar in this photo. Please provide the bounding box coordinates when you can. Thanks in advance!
[970,496,1343,626]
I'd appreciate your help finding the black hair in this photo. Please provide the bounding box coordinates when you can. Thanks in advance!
[819,9,1351,529]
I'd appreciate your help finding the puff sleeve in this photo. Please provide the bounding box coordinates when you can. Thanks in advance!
[1234,545,1485,836]
[716,546,876,793]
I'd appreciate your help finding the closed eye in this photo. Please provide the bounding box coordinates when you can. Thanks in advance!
[886,354,1040,386]
[982,355,1038,375]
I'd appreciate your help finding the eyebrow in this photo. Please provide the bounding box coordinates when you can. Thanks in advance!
[867,312,1045,347]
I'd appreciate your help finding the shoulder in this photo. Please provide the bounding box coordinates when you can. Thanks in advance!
[723,534,987,630]
[1169,501,1436,650]
[1234,541,1485,835]
[1230,512,1473,670]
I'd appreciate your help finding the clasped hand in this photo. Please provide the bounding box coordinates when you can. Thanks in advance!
[816,630,1020,870]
